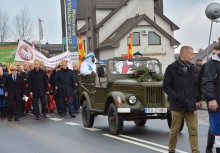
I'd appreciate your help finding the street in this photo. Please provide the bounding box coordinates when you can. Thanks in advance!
[0,110,210,153]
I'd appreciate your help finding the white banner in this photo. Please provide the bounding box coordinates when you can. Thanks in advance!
[15,40,72,68]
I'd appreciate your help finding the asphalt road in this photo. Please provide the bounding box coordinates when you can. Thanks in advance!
[0,110,210,153]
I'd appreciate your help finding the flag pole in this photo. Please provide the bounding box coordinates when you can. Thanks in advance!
[38,17,42,53]
[64,0,69,52]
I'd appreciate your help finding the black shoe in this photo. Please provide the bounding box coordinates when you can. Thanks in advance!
[206,149,213,153]
[70,113,76,118]
[14,118,19,121]
[169,151,175,153]
[35,116,39,120]
[43,114,47,118]
[8,118,12,121]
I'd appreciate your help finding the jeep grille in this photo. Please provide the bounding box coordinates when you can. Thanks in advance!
[146,86,164,104]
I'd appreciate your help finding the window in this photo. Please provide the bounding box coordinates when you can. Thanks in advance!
[148,31,161,45]
[127,32,140,46]
[88,37,92,50]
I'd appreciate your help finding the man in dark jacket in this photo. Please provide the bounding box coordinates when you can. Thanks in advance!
[0,66,6,118]
[163,46,202,153]
[28,59,48,120]
[202,45,220,153]
[49,63,61,114]
[4,65,25,121]
[73,62,80,113]
[55,60,76,118]
[194,59,203,80]
[17,63,28,116]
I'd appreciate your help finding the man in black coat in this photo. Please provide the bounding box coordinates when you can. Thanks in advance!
[202,45,220,153]
[49,63,61,114]
[0,66,6,118]
[163,46,202,153]
[73,62,80,113]
[28,59,48,120]
[55,60,76,118]
[4,65,25,121]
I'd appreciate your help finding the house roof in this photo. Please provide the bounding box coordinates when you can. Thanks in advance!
[96,14,180,50]
[77,0,125,19]
[96,0,129,29]
[78,25,86,34]
[96,0,125,9]
[197,42,219,60]
[154,9,179,31]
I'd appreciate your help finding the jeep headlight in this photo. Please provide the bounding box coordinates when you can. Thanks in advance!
[128,95,137,105]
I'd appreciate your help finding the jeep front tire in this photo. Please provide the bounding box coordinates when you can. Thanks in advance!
[108,103,123,135]
[82,100,94,128]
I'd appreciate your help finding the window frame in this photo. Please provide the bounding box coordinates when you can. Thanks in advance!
[148,31,161,45]
[127,32,140,46]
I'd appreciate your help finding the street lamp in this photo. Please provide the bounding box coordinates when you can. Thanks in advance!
[205,3,220,61]
[205,3,220,45]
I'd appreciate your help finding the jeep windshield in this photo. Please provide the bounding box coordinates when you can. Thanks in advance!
[108,58,160,75]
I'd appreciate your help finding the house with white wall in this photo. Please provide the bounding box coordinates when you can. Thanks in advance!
[76,0,180,72]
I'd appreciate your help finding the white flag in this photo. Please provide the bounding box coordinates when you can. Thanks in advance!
[38,18,43,40]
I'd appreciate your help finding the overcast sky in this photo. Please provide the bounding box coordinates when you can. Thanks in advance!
[0,0,219,53]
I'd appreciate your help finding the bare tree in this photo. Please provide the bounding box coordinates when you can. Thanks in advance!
[0,10,10,42]
[13,8,33,41]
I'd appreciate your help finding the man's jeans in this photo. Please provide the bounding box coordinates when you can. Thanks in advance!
[60,96,74,114]
[33,96,47,117]
[74,93,79,111]
[169,111,200,153]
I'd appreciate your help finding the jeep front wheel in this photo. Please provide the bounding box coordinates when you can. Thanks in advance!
[167,117,184,133]
[82,100,94,128]
[134,119,147,126]
[108,103,123,135]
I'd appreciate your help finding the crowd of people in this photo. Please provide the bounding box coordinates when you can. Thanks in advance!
[0,58,81,121]
[0,47,220,152]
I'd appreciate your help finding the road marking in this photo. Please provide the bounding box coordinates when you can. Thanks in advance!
[84,127,100,131]
[64,122,80,126]
[49,118,63,121]
[47,115,51,118]
[103,134,167,153]
[120,135,188,153]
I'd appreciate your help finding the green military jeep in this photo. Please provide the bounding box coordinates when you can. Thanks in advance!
[79,57,184,135]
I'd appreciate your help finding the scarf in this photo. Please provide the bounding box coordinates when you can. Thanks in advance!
[177,57,190,73]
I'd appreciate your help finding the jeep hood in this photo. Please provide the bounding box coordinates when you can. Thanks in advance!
[113,79,163,86]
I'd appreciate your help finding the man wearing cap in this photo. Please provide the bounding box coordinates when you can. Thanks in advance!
[4,64,25,121]
[2,62,8,75]
[55,60,76,118]
[80,52,97,76]
[28,59,48,120]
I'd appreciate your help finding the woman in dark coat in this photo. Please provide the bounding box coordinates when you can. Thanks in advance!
[55,60,76,118]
